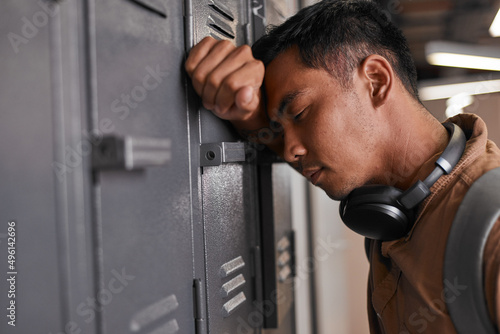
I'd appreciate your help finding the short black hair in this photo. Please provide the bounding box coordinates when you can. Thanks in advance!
[252,0,420,101]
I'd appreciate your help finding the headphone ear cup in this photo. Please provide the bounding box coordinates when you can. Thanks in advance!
[340,185,415,241]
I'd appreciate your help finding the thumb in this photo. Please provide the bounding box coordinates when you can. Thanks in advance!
[235,86,260,112]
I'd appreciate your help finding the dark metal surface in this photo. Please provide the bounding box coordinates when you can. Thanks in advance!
[0,0,299,333]
[1,1,97,333]
[90,0,195,333]
[201,163,260,333]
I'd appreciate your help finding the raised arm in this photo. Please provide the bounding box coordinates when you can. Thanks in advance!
[185,37,283,154]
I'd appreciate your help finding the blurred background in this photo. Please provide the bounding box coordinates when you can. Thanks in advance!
[296,0,500,333]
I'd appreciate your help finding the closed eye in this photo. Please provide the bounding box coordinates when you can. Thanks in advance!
[294,110,305,121]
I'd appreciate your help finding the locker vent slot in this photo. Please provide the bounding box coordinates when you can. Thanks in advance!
[207,15,235,39]
[278,265,292,283]
[222,291,247,317]
[127,0,167,18]
[278,251,291,267]
[208,0,234,21]
[206,0,235,40]
[147,319,179,334]
[220,256,245,277]
[277,235,290,252]
[277,236,292,282]
[219,256,247,317]
[130,294,179,332]
[220,273,246,297]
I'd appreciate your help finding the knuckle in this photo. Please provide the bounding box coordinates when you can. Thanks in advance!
[200,36,216,48]
[217,104,229,115]
[237,44,252,56]
[201,36,213,43]
[222,76,240,92]
[217,39,234,51]
[192,69,206,86]
[185,60,195,75]
[206,73,221,91]
[252,59,265,72]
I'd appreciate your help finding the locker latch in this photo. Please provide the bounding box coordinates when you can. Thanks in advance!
[199,142,246,167]
[92,135,171,171]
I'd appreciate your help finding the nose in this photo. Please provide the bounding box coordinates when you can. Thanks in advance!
[282,129,307,163]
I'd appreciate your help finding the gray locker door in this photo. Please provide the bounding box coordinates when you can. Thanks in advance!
[1,1,96,333]
[187,0,263,333]
[0,1,65,332]
[90,0,195,333]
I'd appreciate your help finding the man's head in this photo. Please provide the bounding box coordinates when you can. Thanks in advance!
[251,0,427,200]
[252,0,419,101]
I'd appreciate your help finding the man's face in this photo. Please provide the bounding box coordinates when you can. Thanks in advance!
[264,46,386,200]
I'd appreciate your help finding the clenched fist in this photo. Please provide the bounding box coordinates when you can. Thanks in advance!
[185,37,268,132]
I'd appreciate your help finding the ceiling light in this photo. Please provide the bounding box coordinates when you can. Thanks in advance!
[425,41,500,71]
[445,93,474,118]
[419,79,500,101]
[489,9,500,37]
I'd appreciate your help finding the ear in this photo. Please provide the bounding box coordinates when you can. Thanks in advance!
[359,55,393,108]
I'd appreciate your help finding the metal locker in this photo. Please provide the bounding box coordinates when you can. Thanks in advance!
[89,0,196,333]
[1,1,65,332]
[1,1,96,333]
[0,0,301,333]
[186,0,264,332]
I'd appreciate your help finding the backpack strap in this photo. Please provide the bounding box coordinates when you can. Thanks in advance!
[444,167,500,334]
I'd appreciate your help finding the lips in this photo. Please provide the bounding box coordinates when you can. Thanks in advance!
[303,168,323,185]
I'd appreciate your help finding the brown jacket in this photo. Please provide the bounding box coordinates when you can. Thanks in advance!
[367,114,500,333]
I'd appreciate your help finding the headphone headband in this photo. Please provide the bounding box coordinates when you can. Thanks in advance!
[398,123,467,209]
[340,122,467,241]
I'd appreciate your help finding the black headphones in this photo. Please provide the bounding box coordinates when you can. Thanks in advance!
[339,122,467,241]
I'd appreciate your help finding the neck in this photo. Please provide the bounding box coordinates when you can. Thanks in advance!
[382,103,449,190]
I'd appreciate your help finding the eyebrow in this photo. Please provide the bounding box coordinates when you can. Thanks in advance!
[277,90,305,118]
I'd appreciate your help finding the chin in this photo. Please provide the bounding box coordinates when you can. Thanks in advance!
[319,184,348,201]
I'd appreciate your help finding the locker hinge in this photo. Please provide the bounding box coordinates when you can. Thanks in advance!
[91,135,171,171]
[199,142,247,167]
[193,279,207,334]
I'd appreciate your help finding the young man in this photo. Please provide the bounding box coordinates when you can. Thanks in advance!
[185,0,500,332]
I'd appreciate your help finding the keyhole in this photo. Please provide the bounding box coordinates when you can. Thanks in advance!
[206,151,216,161]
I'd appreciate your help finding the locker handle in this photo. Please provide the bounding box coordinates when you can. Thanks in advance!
[92,135,171,171]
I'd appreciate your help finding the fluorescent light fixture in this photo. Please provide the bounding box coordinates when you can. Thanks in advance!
[490,9,500,37]
[419,79,500,101]
[445,93,474,118]
[426,41,500,71]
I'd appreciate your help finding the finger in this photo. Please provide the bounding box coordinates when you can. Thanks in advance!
[235,86,261,116]
[214,59,264,116]
[185,37,217,77]
[190,40,236,99]
[201,44,256,111]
